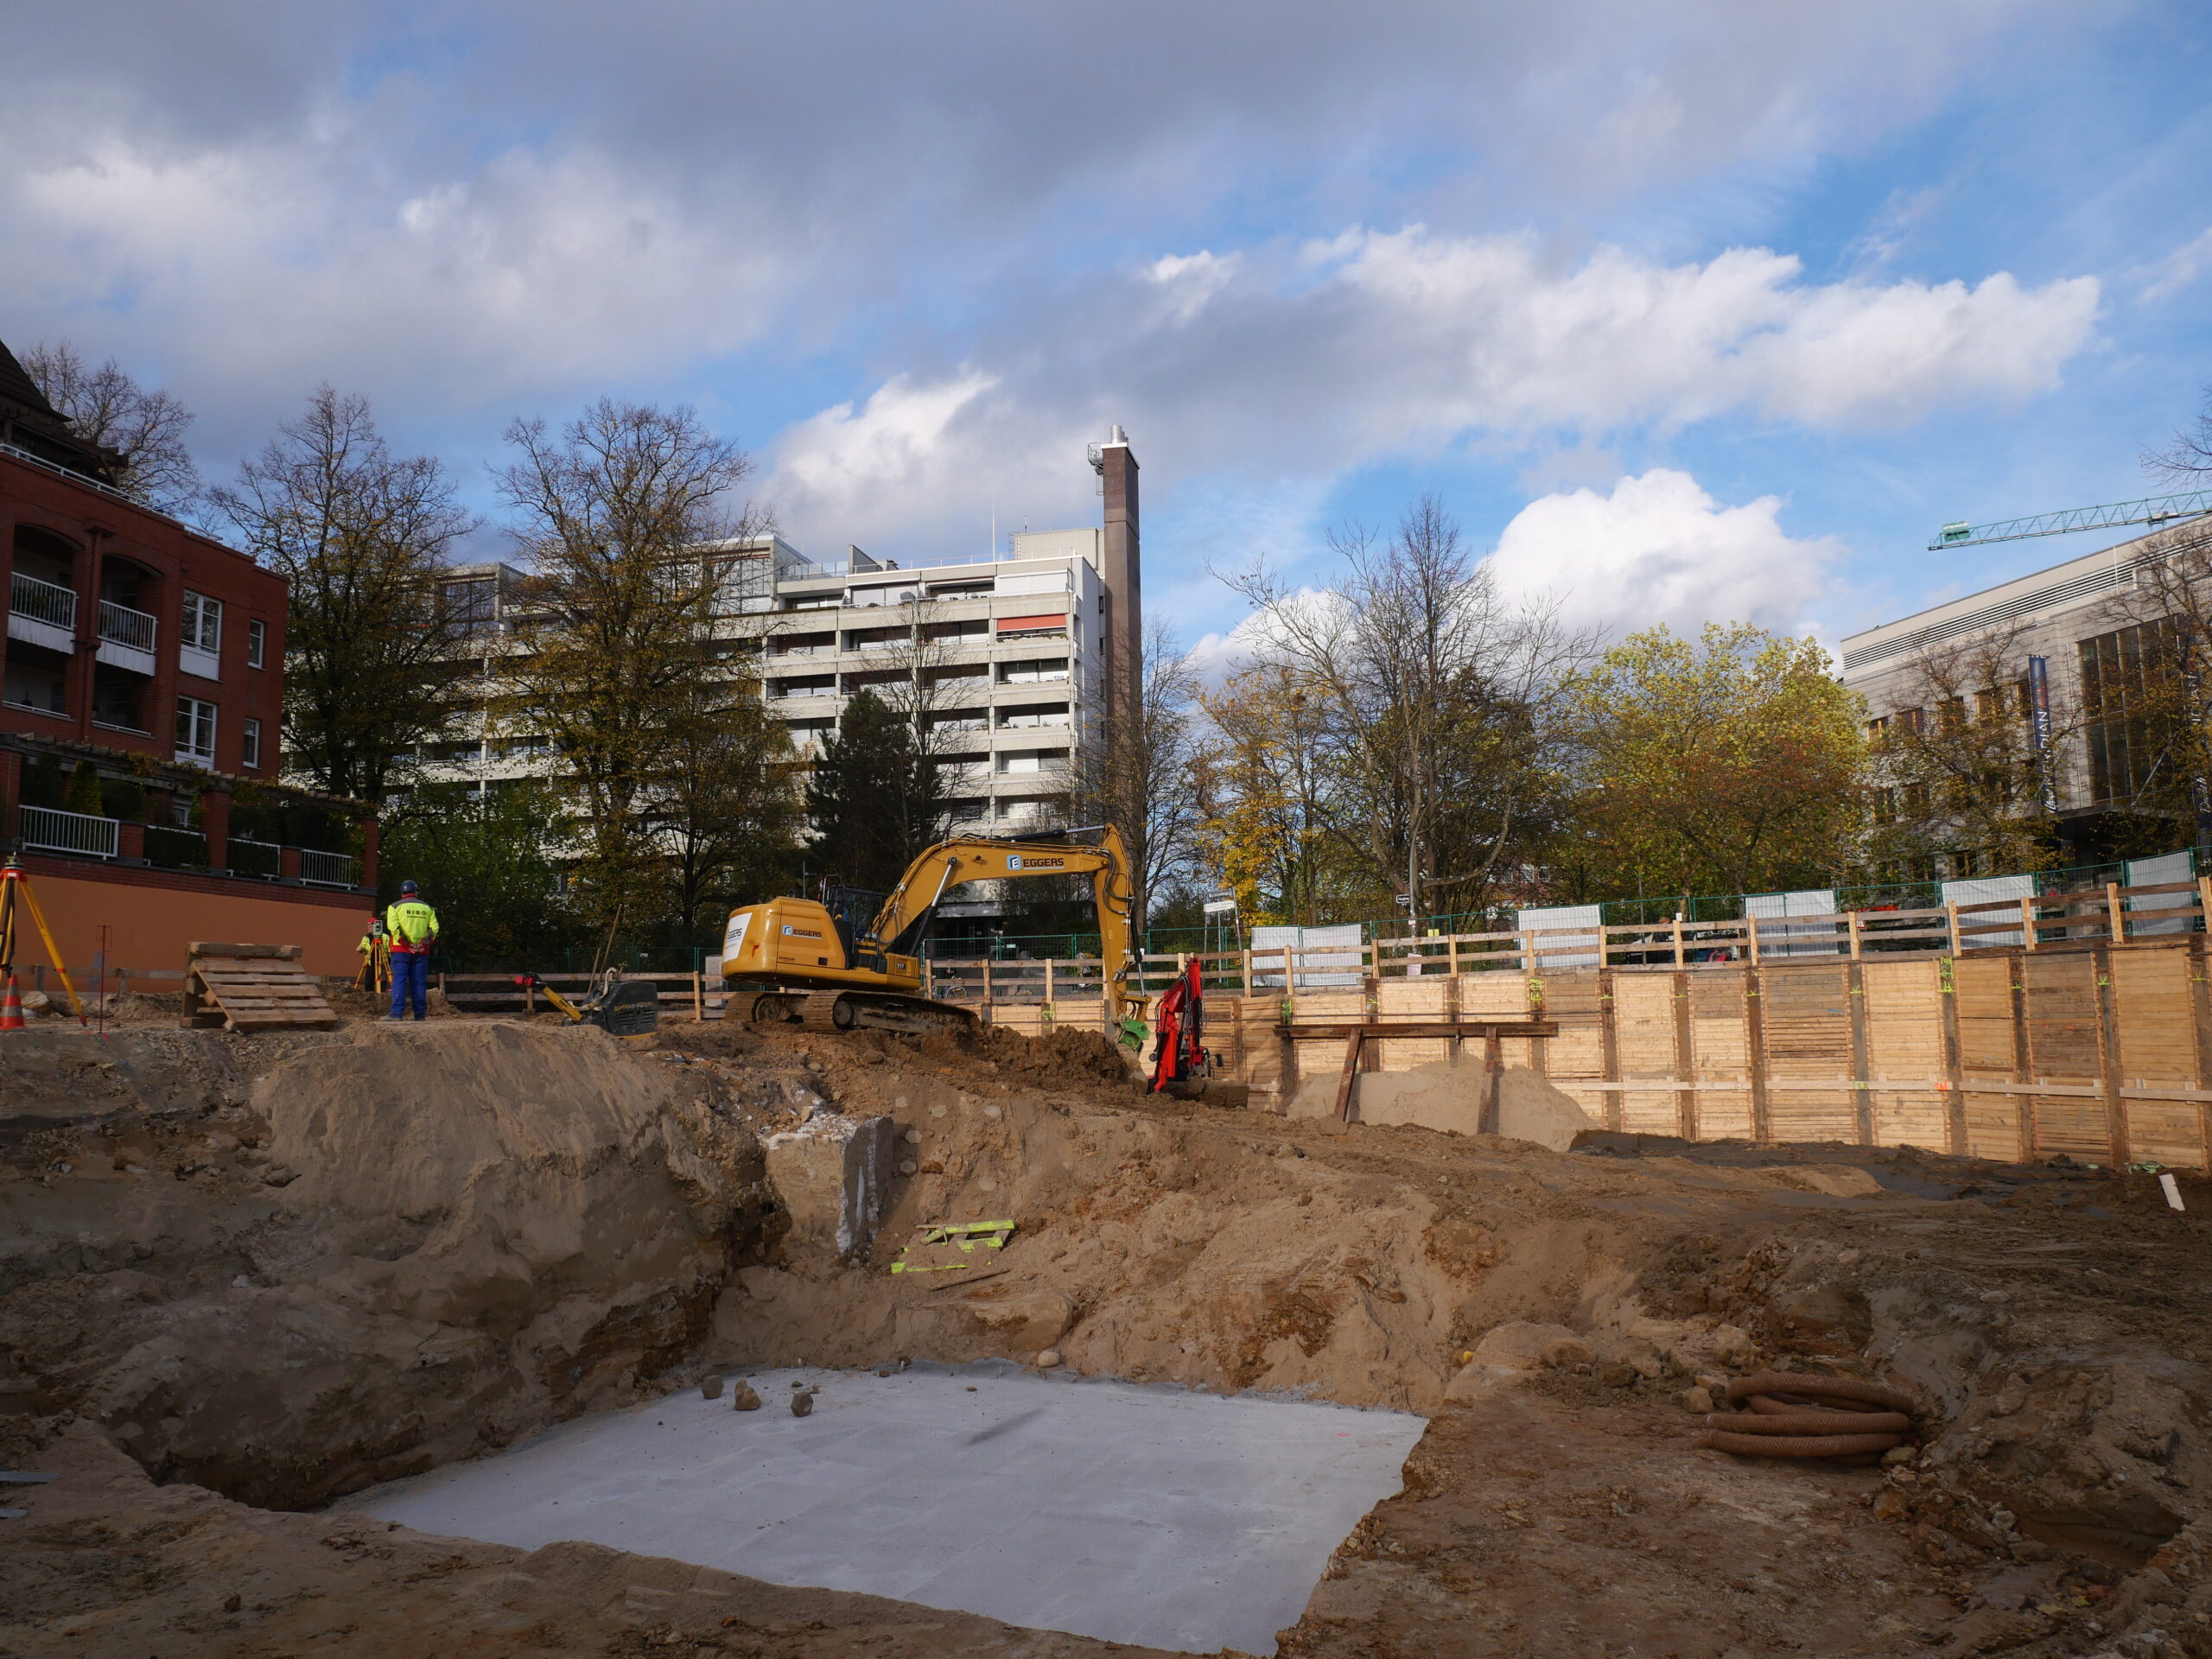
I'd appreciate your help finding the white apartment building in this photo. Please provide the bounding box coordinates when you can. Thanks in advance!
[413,430,1146,844]
[1839,513,2212,860]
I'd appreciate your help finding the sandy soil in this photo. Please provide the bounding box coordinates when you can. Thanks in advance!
[4,1012,2210,1657]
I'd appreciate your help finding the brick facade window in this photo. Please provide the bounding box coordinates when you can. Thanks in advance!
[247,618,265,668]
[175,696,217,766]
[242,716,263,770]
[182,591,222,652]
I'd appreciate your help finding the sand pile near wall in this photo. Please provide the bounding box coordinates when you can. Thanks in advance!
[0,1022,765,1507]
[1285,1058,1599,1150]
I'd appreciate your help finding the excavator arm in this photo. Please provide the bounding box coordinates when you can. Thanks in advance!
[866,826,1143,1022]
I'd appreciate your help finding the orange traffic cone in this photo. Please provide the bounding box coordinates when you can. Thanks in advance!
[0,976,22,1032]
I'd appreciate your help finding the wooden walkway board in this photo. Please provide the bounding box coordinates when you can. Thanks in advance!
[186,943,337,1032]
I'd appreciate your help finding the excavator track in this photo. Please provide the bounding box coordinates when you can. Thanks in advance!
[746,988,976,1035]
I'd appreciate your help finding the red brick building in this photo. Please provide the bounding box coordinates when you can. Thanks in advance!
[1,337,376,978]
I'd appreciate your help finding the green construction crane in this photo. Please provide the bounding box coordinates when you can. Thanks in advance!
[1930,488,2212,550]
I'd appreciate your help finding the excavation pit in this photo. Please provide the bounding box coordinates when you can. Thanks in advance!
[341,1360,1427,1655]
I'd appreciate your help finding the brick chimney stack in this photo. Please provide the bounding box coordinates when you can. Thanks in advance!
[1093,425,1142,721]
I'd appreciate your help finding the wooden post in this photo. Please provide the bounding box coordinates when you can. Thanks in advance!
[1044,958,1055,1010]
[1448,934,1460,977]
[1335,1028,1364,1122]
[1936,955,1968,1157]
[1597,968,1622,1131]
[1745,912,1762,966]
[1482,1031,1503,1135]
[2021,896,2038,951]
[1672,968,1697,1141]
[2094,942,2130,1168]
[1745,967,1772,1145]
[1673,916,1686,968]
[2011,956,2035,1163]
[982,958,994,1010]
[2107,881,2126,944]
[2190,934,2212,1173]
[1846,959,1872,1146]
[691,972,703,1022]
[1847,910,1863,962]
[1240,949,1251,998]
[2198,875,2212,937]
[1945,901,1963,957]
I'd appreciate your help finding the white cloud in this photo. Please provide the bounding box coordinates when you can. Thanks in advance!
[758,230,2097,563]
[1488,468,1843,636]
[2131,226,2212,304]
[6,139,791,430]
[0,0,2082,446]
[1284,229,2099,440]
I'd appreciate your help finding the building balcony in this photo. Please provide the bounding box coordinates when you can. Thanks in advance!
[96,598,159,676]
[19,804,120,859]
[9,571,78,654]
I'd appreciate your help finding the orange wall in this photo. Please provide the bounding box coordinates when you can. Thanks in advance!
[15,869,369,977]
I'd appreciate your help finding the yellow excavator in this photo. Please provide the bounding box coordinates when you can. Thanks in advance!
[720,825,1143,1036]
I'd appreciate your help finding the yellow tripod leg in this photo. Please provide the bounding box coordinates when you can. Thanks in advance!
[16,874,86,1025]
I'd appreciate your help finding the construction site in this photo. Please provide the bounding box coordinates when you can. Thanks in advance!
[4,861,2212,1659]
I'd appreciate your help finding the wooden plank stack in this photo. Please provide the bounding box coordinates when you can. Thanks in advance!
[184,942,338,1033]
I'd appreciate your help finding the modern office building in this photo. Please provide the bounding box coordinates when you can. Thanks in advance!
[1839,512,2212,857]
[418,429,1146,839]
[0,334,376,975]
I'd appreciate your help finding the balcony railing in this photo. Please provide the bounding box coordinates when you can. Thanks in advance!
[10,571,77,632]
[298,849,359,888]
[98,599,157,652]
[145,824,207,871]
[19,804,119,859]
[228,837,282,880]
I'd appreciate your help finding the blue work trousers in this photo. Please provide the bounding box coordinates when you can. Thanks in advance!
[390,950,429,1020]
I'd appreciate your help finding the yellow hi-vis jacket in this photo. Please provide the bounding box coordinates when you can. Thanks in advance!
[385,899,440,954]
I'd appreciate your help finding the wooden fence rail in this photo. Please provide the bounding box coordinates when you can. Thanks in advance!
[944,925,2212,1172]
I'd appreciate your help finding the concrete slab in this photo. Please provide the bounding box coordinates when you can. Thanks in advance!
[342,1362,1425,1655]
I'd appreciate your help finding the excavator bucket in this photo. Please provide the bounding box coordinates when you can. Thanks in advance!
[586,978,661,1037]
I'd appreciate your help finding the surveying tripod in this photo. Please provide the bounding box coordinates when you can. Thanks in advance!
[0,855,88,1024]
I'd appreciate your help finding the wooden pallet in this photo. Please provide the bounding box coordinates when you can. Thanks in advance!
[184,942,339,1032]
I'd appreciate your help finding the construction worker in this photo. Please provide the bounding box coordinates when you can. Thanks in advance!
[385,880,439,1020]
[353,917,391,995]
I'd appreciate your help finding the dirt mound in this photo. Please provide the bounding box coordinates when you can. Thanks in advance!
[9,1013,2212,1659]
[0,1020,765,1508]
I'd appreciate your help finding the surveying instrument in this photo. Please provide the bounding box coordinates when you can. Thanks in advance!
[0,855,88,1027]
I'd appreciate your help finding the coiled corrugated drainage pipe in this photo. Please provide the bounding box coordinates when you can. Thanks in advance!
[1694,1370,1916,1460]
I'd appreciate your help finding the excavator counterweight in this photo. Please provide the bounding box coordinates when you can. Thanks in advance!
[720,827,1146,1040]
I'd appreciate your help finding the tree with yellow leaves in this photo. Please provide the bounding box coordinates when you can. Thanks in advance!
[1562,624,1867,900]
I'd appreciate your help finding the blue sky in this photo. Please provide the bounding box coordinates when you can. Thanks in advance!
[3,2,2208,664]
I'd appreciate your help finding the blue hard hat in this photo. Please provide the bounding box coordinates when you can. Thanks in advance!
[400,880,418,894]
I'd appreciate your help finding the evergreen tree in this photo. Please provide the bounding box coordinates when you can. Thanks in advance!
[804,690,949,893]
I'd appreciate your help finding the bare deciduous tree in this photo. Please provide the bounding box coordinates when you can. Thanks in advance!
[1862,622,2071,878]
[496,398,764,929]
[2144,383,2212,486]
[647,678,804,950]
[1077,622,1209,924]
[2081,518,2212,851]
[22,340,201,515]
[211,387,477,802]
[1223,493,1594,927]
